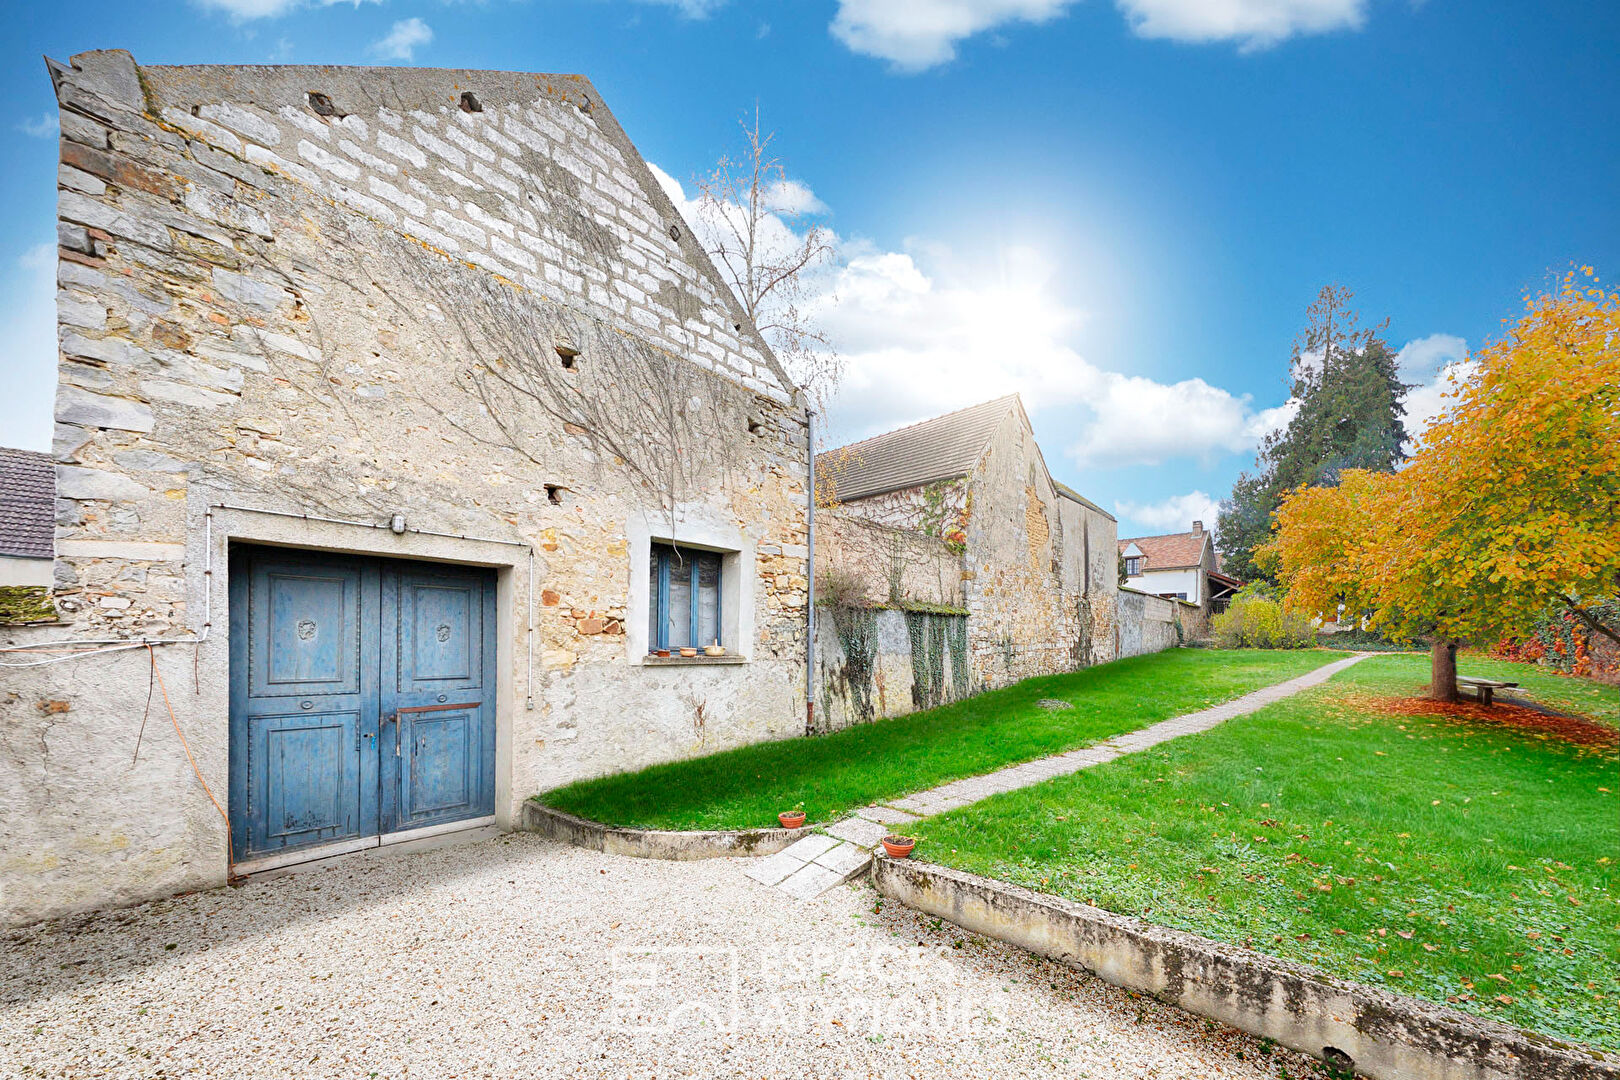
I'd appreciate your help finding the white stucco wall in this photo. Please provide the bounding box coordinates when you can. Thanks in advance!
[1126,567,1202,604]
[0,556,54,587]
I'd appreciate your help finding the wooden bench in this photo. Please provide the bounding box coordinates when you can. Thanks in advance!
[1457,676,1518,706]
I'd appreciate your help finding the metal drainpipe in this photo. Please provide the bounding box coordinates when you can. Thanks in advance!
[805,407,816,737]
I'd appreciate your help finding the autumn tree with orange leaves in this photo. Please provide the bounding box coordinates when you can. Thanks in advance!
[1260,268,1620,700]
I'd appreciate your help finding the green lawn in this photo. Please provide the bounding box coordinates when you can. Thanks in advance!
[920,654,1620,1051]
[537,648,1348,831]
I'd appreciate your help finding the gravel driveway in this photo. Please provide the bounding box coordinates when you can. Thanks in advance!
[2,834,1330,1079]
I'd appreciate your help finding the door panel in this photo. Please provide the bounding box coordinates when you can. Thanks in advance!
[231,548,496,862]
[405,709,476,816]
[252,569,361,696]
[381,561,496,834]
[402,581,477,686]
[260,711,362,843]
[230,548,380,860]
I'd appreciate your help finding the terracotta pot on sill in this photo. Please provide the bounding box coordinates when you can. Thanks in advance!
[679,647,698,658]
[881,835,916,859]
[655,649,671,658]
[778,811,806,829]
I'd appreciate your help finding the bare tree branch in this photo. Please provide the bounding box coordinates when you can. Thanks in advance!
[694,107,841,410]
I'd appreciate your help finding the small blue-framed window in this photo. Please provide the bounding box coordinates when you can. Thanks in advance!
[648,543,722,651]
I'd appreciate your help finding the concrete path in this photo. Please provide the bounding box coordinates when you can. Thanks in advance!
[749,652,1370,900]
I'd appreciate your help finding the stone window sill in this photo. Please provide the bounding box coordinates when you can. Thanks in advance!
[642,654,747,666]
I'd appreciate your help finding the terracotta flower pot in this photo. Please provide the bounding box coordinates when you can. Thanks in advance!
[656,649,671,658]
[778,811,806,829]
[881,835,916,858]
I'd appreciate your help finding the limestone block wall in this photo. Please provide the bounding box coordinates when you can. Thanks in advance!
[0,51,811,926]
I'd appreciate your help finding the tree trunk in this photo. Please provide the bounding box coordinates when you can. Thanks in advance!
[1430,638,1459,702]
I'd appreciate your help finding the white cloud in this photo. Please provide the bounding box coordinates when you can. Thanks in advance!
[654,157,1286,468]
[831,0,1077,72]
[1115,490,1223,536]
[1396,333,1473,450]
[651,162,829,286]
[18,113,58,138]
[1116,0,1366,49]
[0,243,61,453]
[1067,372,1296,468]
[766,179,828,216]
[1395,331,1466,380]
[812,241,1287,467]
[192,0,377,21]
[369,17,433,61]
[635,0,728,16]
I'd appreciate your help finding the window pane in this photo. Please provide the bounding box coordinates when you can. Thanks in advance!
[666,548,693,648]
[697,553,721,646]
[648,547,662,650]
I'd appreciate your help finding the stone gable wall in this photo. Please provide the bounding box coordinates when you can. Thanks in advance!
[0,51,809,926]
[961,411,1124,689]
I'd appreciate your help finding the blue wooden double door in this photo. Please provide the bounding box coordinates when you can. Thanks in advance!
[229,546,497,861]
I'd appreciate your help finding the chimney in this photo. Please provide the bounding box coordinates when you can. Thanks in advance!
[1192,520,1203,535]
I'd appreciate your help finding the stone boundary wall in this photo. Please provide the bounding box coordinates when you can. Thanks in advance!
[871,857,1616,1080]
[814,607,971,732]
[1117,588,1180,658]
[519,801,798,859]
[815,510,962,609]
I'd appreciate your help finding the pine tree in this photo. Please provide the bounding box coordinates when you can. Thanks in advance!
[1217,286,1411,584]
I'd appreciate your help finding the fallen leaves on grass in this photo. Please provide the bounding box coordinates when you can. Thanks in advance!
[1341,694,1619,753]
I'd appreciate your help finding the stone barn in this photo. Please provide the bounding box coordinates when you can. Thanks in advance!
[814,395,1171,729]
[0,51,812,925]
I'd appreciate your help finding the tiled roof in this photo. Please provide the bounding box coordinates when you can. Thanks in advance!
[818,396,1019,502]
[0,447,55,560]
[1117,529,1207,571]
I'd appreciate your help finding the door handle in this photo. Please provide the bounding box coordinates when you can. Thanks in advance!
[381,712,399,757]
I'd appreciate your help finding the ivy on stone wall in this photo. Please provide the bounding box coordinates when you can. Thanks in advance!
[947,615,970,698]
[905,610,952,710]
[828,604,880,726]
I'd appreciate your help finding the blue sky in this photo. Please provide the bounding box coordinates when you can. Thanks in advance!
[2,0,1615,537]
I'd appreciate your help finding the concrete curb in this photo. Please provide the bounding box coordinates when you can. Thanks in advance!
[519,801,800,860]
[871,857,1617,1080]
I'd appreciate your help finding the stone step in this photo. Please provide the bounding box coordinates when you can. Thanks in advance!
[748,833,876,899]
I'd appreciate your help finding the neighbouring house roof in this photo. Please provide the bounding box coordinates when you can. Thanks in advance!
[818,395,1021,502]
[1117,529,1209,572]
[1052,481,1117,522]
[0,447,55,560]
